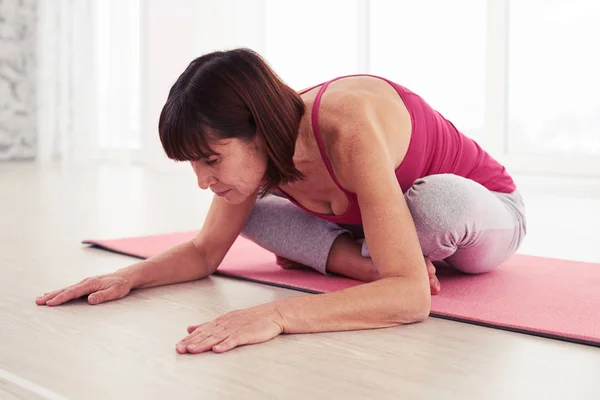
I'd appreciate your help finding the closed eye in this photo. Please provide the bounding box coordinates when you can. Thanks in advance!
[204,158,219,166]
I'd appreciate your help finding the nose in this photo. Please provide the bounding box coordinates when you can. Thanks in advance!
[197,174,217,190]
[193,165,217,190]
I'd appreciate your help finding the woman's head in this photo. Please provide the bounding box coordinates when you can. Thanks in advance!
[158,48,305,203]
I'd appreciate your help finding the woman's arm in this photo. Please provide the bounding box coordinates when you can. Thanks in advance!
[120,192,257,289]
[274,92,431,332]
[37,191,256,307]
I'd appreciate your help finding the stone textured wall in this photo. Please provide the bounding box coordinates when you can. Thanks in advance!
[0,0,37,160]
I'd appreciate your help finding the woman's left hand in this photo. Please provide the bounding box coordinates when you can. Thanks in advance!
[176,304,286,354]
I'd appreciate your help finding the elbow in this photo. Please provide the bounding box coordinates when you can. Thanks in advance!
[410,293,431,323]
[390,278,432,324]
[191,239,218,276]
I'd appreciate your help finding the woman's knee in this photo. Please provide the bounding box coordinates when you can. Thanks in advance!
[406,174,484,217]
[406,174,523,271]
[446,234,516,274]
[405,174,481,255]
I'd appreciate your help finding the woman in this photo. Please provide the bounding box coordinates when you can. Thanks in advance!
[35,48,526,354]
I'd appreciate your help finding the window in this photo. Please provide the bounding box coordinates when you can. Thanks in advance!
[507,0,600,156]
[95,0,141,152]
[264,0,362,90]
[369,0,487,141]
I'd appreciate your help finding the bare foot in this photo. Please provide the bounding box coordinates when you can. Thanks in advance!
[275,255,310,270]
[425,257,441,295]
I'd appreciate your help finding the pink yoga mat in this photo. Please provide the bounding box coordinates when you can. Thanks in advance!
[83,232,600,347]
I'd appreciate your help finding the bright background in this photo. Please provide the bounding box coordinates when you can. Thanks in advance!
[4,0,600,192]
[2,3,600,396]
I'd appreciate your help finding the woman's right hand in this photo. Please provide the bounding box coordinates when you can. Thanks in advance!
[35,273,133,306]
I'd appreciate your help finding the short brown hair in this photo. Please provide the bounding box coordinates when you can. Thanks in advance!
[158,48,305,195]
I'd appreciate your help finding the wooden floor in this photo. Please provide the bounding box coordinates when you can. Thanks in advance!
[2,162,600,400]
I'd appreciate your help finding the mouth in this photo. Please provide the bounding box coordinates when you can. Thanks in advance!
[213,189,231,197]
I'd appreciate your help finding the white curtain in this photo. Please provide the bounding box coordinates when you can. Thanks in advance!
[36,0,141,164]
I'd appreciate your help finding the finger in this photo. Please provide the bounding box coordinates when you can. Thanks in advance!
[176,330,214,353]
[179,323,228,352]
[212,335,240,353]
[187,323,210,334]
[186,321,214,334]
[87,285,125,305]
[46,279,100,306]
[184,319,216,336]
[178,328,215,351]
[187,325,200,334]
[187,332,232,354]
[36,289,66,305]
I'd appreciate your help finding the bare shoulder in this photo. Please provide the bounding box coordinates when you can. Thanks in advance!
[315,77,412,192]
[312,78,428,282]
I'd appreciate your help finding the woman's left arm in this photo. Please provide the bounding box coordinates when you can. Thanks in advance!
[273,103,431,333]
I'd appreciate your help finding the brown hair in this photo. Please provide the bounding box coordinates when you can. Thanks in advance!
[158,48,305,195]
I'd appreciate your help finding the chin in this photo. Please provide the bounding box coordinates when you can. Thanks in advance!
[223,191,247,205]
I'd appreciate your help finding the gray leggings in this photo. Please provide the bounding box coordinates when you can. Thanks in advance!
[241,174,527,275]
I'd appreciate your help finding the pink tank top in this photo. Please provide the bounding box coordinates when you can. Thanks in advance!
[277,74,516,225]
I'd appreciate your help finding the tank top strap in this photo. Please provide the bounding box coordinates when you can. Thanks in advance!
[310,80,351,193]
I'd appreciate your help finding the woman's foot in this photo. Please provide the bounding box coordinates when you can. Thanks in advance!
[273,235,378,282]
[425,257,441,295]
[275,250,441,295]
[275,255,310,270]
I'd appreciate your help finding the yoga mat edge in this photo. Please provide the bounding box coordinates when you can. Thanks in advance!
[81,236,600,348]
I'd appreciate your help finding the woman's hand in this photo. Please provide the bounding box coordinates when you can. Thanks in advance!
[35,273,133,306]
[176,304,286,354]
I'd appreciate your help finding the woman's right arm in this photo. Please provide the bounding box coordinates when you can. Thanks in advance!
[36,193,257,306]
[120,193,257,289]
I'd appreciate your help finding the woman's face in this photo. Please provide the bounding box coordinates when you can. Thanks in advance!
[191,136,268,204]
